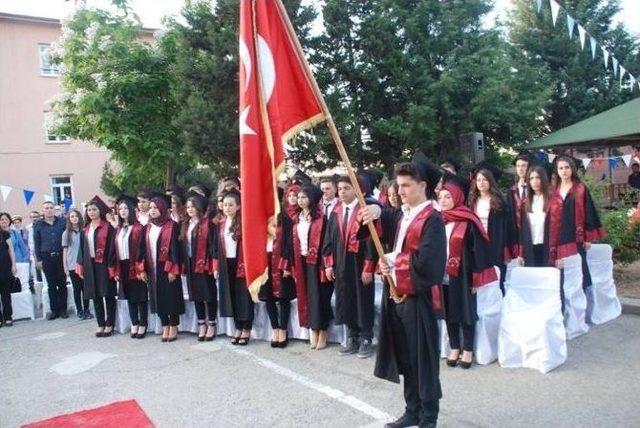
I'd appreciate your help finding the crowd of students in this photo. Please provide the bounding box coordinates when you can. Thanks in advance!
[0,151,606,428]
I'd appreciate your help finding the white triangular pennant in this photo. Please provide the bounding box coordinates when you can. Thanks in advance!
[0,185,11,202]
[602,48,610,69]
[620,66,626,86]
[548,153,557,163]
[536,0,543,13]
[590,37,597,59]
[566,15,575,38]
[622,154,632,167]
[630,75,637,92]
[577,25,587,49]
[550,0,560,26]
[582,158,592,169]
[612,57,619,76]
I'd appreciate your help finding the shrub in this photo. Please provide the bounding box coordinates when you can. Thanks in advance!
[602,209,640,264]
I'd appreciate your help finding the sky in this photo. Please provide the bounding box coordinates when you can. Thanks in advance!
[0,0,638,36]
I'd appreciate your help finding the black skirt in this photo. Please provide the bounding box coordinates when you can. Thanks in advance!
[119,260,148,303]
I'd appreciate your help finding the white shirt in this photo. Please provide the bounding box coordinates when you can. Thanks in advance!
[342,199,358,225]
[116,225,132,260]
[297,215,312,256]
[224,218,238,258]
[386,200,432,285]
[87,223,97,258]
[187,218,197,258]
[148,223,162,265]
[137,212,149,226]
[442,222,455,285]
[322,197,338,219]
[267,235,274,253]
[529,195,546,245]
[475,198,491,233]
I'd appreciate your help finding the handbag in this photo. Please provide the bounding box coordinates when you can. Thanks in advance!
[10,276,21,293]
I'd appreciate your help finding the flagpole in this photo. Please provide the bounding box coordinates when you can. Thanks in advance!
[274,0,405,303]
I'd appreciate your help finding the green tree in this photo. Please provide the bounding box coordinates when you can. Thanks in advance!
[50,3,185,194]
[508,0,640,132]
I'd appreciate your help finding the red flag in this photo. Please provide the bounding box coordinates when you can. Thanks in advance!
[239,0,325,299]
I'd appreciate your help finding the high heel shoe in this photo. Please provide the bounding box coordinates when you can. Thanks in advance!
[204,322,216,342]
[446,349,460,367]
[231,329,241,345]
[459,351,473,369]
[270,329,279,348]
[315,330,327,350]
[102,327,113,337]
[161,326,170,342]
[167,326,178,342]
[197,321,206,342]
[130,325,139,339]
[237,330,251,346]
[309,330,318,349]
[95,327,105,338]
[136,326,147,339]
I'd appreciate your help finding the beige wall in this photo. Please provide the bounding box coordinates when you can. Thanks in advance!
[0,14,110,219]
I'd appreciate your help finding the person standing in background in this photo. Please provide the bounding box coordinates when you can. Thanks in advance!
[62,209,92,320]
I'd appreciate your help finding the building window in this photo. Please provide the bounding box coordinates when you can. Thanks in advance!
[44,112,68,142]
[38,44,60,76]
[50,176,73,205]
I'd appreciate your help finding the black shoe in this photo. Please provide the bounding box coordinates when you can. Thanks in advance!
[385,412,420,428]
[4,319,13,327]
[136,327,147,339]
[60,312,69,319]
[446,358,458,367]
[357,339,373,359]
[338,337,359,356]
[84,312,94,320]
[270,340,279,348]
[459,360,472,369]
[77,310,84,319]
[419,422,437,428]
[47,313,59,321]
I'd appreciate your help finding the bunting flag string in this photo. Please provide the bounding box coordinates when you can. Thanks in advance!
[0,183,74,209]
[536,152,637,169]
[23,190,35,206]
[537,0,637,92]
[0,185,12,202]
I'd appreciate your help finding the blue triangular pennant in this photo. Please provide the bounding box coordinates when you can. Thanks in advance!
[23,189,35,205]
[608,158,617,168]
[63,198,73,211]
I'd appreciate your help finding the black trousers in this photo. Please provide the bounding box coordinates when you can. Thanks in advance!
[388,299,440,424]
[159,313,180,326]
[94,296,116,327]
[265,298,290,330]
[0,276,13,321]
[41,253,67,315]
[532,244,545,267]
[68,270,89,312]
[446,321,475,352]
[128,301,149,326]
[195,301,217,323]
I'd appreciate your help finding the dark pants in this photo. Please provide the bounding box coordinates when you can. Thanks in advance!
[446,321,475,352]
[41,253,67,315]
[266,298,290,330]
[389,299,440,425]
[195,301,217,323]
[0,277,12,321]
[159,313,179,326]
[128,301,148,326]
[532,244,545,267]
[68,270,89,313]
[94,296,116,327]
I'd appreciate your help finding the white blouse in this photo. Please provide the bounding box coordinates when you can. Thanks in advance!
[187,218,197,258]
[297,216,312,257]
[87,223,97,258]
[224,219,238,258]
[148,223,162,265]
[116,225,132,260]
[528,195,546,245]
[475,198,491,233]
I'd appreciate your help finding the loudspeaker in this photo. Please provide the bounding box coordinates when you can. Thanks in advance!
[458,132,485,164]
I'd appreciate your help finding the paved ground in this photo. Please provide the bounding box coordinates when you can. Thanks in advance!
[1,314,639,428]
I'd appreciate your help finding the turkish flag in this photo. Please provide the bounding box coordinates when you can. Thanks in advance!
[239,0,325,299]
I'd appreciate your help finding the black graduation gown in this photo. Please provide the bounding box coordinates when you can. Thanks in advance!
[117,224,148,303]
[518,204,551,268]
[183,221,217,303]
[259,213,296,302]
[78,223,117,300]
[321,205,377,331]
[138,221,185,316]
[373,206,447,403]
[505,185,525,257]
[444,223,494,325]
[556,185,603,288]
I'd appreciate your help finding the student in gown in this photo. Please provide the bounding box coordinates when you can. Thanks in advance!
[137,193,184,342]
[319,177,339,220]
[214,189,253,346]
[438,175,497,369]
[322,175,377,359]
[548,156,604,287]
[517,166,552,267]
[262,184,298,348]
[76,196,117,338]
[170,193,186,223]
[360,153,447,428]
[468,164,513,293]
[386,180,400,209]
[293,184,333,350]
[62,209,92,320]
[113,195,148,339]
[506,151,533,258]
[182,193,218,342]
[136,190,152,226]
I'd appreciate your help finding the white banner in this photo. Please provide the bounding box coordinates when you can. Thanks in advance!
[582,158,592,169]
[602,48,609,69]
[0,185,11,202]
[621,154,632,167]
[590,36,597,59]
[566,15,575,38]
[550,0,560,26]
[578,25,587,49]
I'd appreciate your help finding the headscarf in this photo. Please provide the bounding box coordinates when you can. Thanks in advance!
[150,194,171,227]
[284,184,301,220]
[440,182,489,241]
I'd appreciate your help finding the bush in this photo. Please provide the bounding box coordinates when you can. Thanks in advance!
[602,209,640,264]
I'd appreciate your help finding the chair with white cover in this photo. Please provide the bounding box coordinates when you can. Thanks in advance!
[498,266,566,373]
[503,258,520,291]
[10,263,35,320]
[585,244,621,325]
[562,253,588,339]
[474,268,503,365]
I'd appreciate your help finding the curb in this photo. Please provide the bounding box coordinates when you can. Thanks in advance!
[620,297,640,316]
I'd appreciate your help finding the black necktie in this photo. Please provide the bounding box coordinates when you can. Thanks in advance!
[520,185,526,199]
[342,206,350,242]
[325,203,331,218]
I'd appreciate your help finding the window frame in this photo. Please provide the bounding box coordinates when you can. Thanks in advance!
[38,43,60,77]
[50,175,74,206]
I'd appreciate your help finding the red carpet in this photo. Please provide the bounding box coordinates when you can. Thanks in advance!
[22,399,154,428]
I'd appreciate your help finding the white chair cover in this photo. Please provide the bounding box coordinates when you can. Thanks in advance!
[11,291,36,320]
[562,254,588,339]
[41,283,76,319]
[15,262,30,291]
[504,258,520,291]
[498,266,566,373]
[585,244,621,325]
[474,267,502,365]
